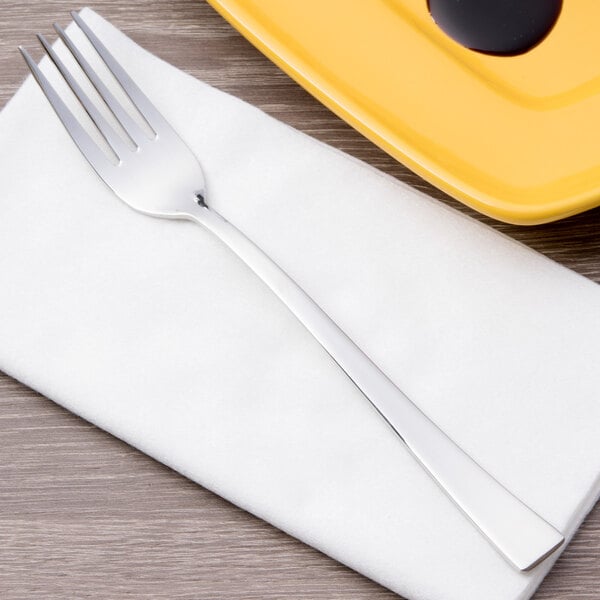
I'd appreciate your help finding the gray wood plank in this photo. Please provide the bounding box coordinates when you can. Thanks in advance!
[0,1,598,598]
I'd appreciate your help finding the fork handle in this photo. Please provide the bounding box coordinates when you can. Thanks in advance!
[190,203,564,571]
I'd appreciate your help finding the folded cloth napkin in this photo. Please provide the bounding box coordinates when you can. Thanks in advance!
[1,8,599,600]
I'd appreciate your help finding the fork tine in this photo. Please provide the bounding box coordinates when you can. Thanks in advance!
[53,23,148,147]
[37,34,131,160]
[19,46,111,175]
[71,11,170,137]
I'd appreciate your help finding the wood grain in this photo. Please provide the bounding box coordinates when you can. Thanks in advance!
[0,1,598,598]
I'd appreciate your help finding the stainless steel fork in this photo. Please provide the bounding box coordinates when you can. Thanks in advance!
[20,10,564,571]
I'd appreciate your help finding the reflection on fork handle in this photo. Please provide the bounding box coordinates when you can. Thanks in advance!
[191,202,564,572]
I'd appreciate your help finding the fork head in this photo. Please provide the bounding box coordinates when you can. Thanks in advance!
[20,10,207,220]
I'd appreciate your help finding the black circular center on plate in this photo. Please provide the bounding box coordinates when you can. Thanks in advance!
[428,0,563,56]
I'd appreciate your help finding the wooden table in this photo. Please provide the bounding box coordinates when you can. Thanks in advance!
[1,1,598,598]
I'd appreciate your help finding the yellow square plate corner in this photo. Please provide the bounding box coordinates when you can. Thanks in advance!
[207,0,600,224]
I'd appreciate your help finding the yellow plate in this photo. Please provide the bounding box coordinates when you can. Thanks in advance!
[207,0,600,224]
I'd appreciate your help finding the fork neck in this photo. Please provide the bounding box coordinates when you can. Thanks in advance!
[195,192,208,208]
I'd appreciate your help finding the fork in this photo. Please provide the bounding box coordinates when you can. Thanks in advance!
[19,10,564,571]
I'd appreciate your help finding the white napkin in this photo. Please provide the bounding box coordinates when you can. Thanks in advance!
[1,9,599,600]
